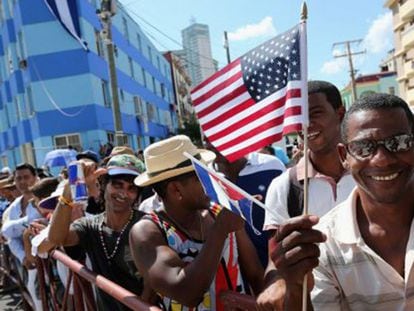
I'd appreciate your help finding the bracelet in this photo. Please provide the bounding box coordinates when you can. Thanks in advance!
[58,196,73,208]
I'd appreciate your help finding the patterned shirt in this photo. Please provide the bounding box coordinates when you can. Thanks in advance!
[312,189,414,311]
[147,206,245,311]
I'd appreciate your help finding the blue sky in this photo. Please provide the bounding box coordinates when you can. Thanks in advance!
[119,0,392,90]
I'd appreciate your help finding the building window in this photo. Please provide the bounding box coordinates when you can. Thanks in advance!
[161,83,166,98]
[107,132,114,144]
[101,79,111,107]
[141,68,147,87]
[54,133,82,150]
[136,33,142,52]
[120,89,125,102]
[107,131,128,145]
[147,46,152,63]
[156,56,160,70]
[147,102,156,122]
[7,0,14,17]
[136,136,143,151]
[122,17,129,42]
[17,31,26,61]
[123,135,130,145]
[0,2,4,25]
[4,105,10,128]
[152,76,156,93]
[128,56,135,79]
[1,155,8,168]
[95,30,104,57]
[133,96,142,116]
[25,86,35,116]
[14,97,22,121]
[7,48,13,73]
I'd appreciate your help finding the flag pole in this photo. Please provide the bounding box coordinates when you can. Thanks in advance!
[300,2,310,311]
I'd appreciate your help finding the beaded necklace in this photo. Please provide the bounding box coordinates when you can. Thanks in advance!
[99,210,134,261]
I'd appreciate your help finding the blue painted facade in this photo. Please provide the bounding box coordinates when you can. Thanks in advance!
[0,0,177,168]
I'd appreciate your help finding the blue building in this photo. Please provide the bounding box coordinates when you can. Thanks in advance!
[0,0,177,168]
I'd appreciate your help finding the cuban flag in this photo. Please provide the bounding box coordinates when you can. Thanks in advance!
[44,0,88,50]
[186,153,263,235]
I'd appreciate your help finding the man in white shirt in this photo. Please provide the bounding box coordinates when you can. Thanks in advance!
[1,163,40,267]
[262,93,414,310]
[264,80,354,227]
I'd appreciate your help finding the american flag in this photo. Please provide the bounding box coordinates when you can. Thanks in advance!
[191,24,307,161]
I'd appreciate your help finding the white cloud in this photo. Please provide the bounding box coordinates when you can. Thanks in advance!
[228,16,276,41]
[321,58,347,75]
[320,13,392,76]
[363,12,393,54]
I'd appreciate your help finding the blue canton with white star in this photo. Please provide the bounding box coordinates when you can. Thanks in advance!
[240,25,301,102]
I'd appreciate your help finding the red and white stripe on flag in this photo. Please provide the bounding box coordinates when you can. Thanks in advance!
[191,24,307,162]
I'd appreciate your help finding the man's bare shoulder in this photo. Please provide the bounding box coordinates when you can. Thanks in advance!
[130,216,165,245]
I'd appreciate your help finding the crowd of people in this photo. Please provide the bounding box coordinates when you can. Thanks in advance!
[0,80,413,311]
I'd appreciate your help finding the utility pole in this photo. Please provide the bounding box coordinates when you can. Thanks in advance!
[333,39,365,103]
[223,31,231,64]
[98,0,124,146]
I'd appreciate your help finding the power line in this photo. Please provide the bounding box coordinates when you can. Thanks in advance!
[138,22,218,72]
[131,9,219,65]
[117,3,220,68]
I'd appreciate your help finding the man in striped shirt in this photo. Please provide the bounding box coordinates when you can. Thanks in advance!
[260,93,414,310]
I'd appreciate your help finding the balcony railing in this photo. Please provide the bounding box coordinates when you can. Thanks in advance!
[402,25,414,49]
[400,0,414,21]
[404,60,414,77]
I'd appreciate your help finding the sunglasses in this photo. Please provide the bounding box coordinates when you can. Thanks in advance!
[345,133,414,160]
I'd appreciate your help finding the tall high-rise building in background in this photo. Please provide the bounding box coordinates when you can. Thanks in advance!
[181,22,217,86]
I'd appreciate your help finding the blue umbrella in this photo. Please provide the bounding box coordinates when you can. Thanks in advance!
[44,149,78,167]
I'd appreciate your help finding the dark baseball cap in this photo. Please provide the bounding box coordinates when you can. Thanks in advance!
[76,150,99,163]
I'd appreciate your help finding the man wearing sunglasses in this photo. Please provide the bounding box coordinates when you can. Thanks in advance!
[261,93,414,310]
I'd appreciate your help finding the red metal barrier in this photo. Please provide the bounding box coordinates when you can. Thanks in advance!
[51,250,162,311]
[3,242,256,311]
[0,242,34,310]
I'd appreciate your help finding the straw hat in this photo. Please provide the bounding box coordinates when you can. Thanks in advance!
[0,176,15,189]
[134,135,215,187]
